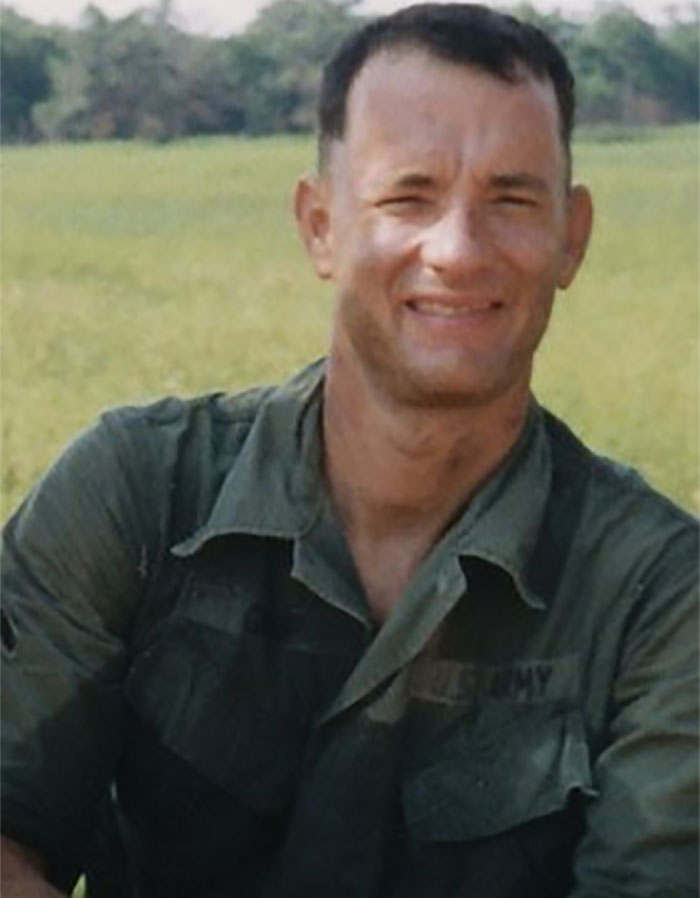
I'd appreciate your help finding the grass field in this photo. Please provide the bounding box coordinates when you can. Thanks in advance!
[1,126,698,516]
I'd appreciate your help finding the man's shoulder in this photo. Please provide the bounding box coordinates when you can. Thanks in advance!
[86,380,288,484]
[102,383,275,438]
[98,360,325,455]
[542,407,697,549]
[75,362,324,541]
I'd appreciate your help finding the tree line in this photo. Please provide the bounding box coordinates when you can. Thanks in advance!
[1,0,698,143]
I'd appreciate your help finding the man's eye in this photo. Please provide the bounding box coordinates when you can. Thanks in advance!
[495,195,537,208]
[379,195,427,207]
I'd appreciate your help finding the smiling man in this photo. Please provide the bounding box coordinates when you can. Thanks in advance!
[2,5,698,898]
[296,36,593,621]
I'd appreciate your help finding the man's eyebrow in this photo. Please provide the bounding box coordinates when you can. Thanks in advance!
[383,170,436,191]
[489,173,550,193]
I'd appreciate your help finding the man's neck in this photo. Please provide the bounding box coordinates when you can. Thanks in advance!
[321,353,531,620]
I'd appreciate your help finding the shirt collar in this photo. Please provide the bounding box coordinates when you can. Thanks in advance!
[171,360,326,556]
[172,360,553,609]
[447,403,552,610]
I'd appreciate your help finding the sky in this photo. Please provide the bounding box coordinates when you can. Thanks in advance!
[3,0,688,35]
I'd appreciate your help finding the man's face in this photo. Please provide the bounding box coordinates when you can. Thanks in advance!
[297,49,592,408]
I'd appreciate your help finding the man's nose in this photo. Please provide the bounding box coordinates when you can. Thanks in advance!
[420,204,492,278]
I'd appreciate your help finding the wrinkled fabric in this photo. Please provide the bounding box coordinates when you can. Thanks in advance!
[2,360,698,897]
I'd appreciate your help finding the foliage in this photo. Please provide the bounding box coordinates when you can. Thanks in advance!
[241,0,363,132]
[34,5,193,140]
[513,2,699,124]
[1,128,697,517]
[0,0,697,143]
[0,9,63,140]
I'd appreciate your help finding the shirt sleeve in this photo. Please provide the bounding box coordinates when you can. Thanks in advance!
[1,411,160,892]
[570,523,699,897]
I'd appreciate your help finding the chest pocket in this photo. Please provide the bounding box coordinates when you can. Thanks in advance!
[403,700,596,843]
[123,539,366,816]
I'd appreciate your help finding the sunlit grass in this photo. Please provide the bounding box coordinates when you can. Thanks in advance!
[2,127,697,515]
[535,125,698,508]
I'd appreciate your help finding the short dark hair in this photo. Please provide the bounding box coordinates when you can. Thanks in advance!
[318,3,576,174]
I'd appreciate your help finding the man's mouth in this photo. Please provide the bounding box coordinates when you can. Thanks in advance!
[406,298,503,317]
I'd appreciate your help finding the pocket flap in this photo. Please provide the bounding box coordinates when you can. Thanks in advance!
[403,704,596,842]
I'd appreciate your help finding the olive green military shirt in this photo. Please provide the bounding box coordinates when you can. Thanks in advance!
[2,360,698,897]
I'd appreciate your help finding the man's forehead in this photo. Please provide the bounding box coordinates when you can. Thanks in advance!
[341,51,559,150]
[319,60,569,199]
[347,47,554,114]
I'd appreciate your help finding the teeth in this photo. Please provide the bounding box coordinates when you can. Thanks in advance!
[414,301,485,317]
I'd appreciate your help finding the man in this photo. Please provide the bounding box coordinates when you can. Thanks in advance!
[2,4,697,896]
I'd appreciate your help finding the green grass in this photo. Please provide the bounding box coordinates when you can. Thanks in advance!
[534,124,698,510]
[2,127,698,516]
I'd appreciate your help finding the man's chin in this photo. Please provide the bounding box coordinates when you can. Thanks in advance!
[387,364,511,410]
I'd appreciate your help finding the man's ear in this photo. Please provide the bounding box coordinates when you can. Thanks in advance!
[558,184,593,290]
[294,175,334,280]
